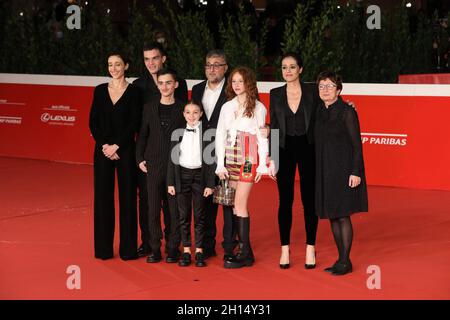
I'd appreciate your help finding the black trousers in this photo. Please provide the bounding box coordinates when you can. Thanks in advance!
[93,145,137,258]
[203,180,236,255]
[146,162,180,254]
[177,167,206,248]
[138,170,171,250]
[277,135,318,246]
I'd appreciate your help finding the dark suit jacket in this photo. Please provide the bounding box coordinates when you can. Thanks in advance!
[166,122,216,193]
[191,80,228,131]
[135,98,185,166]
[133,71,188,105]
[269,82,319,149]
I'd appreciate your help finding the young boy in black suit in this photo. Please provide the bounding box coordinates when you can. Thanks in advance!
[167,102,216,267]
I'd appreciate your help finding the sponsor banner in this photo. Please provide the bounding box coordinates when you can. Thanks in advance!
[1,75,450,191]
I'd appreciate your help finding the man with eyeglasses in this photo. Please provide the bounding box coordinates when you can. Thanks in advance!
[191,49,238,261]
[133,42,188,259]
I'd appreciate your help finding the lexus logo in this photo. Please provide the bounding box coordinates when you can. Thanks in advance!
[41,113,51,122]
[40,113,76,123]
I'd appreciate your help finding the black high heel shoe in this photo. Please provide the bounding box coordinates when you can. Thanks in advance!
[279,249,290,269]
[305,251,316,269]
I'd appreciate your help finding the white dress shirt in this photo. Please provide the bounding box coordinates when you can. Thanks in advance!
[179,122,202,169]
[202,78,225,120]
[215,97,269,175]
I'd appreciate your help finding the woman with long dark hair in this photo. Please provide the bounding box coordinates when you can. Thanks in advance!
[89,52,141,260]
[269,52,319,269]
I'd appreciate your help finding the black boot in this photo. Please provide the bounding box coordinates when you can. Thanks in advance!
[224,216,254,268]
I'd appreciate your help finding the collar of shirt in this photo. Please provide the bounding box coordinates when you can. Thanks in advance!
[205,78,225,93]
[186,122,201,130]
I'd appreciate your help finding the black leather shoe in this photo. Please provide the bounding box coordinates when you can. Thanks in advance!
[195,252,207,267]
[324,260,339,273]
[178,253,191,267]
[223,254,234,262]
[120,254,138,261]
[224,253,254,268]
[280,263,290,269]
[137,244,150,258]
[166,250,180,263]
[203,248,217,259]
[96,255,113,260]
[331,261,352,276]
[146,251,162,263]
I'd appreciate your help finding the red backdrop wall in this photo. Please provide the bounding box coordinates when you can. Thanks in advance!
[1,74,450,191]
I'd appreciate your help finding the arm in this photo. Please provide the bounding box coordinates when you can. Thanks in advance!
[343,107,364,176]
[136,103,150,166]
[89,87,108,146]
[268,91,280,157]
[255,103,269,174]
[214,104,229,175]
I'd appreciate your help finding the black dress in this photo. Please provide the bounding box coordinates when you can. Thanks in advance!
[314,97,368,219]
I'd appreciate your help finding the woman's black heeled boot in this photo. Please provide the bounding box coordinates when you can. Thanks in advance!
[224,216,254,268]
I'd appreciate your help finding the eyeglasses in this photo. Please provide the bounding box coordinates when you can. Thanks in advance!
[204,63,227,70]
[318,84,337,90]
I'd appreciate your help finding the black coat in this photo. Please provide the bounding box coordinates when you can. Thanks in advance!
[166,122,216,193]
[314,97,368,219]
[135,98,185,166]
[269,82,319,149]
[191,80,228,131]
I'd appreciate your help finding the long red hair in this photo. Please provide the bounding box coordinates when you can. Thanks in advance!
[225,66,259,118]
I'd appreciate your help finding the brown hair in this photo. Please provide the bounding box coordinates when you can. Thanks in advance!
[225,66,258,118]
[316,70,343,91]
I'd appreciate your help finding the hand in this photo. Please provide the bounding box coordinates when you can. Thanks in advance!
[255,172,262,183]
[218,170,229,180]
[259,125,270,138]
[268,160,277,181]
[103,144,119,158]
[139,161,147,173]
[203,188,213,197]
[168,186,176,196]
[349,175,361,188]
[110,153,120,161]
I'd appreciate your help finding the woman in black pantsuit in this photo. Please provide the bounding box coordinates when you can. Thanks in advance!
[269,52,319,269]
[315,71,368,276]
[89,53,141,260]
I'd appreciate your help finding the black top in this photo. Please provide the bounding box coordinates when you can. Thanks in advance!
[158,102,175,132]
[89,83,141,150]
[269,82,319,150]
[314,97,368,219]
[133,71,188,105]
[285,98,306,136]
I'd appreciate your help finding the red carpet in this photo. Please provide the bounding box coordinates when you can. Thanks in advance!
[0,157,449,300]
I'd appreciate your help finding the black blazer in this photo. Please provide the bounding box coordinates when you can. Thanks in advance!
[135,98,185,166]
[269,82,319,148]
[133,71,188,105]
[191,80,228,131]
[166,122,216,193]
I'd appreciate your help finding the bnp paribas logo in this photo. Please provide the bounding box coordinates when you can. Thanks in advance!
[361,132,407,146]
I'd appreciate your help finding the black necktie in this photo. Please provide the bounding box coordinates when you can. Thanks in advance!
[186,128,196,133]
